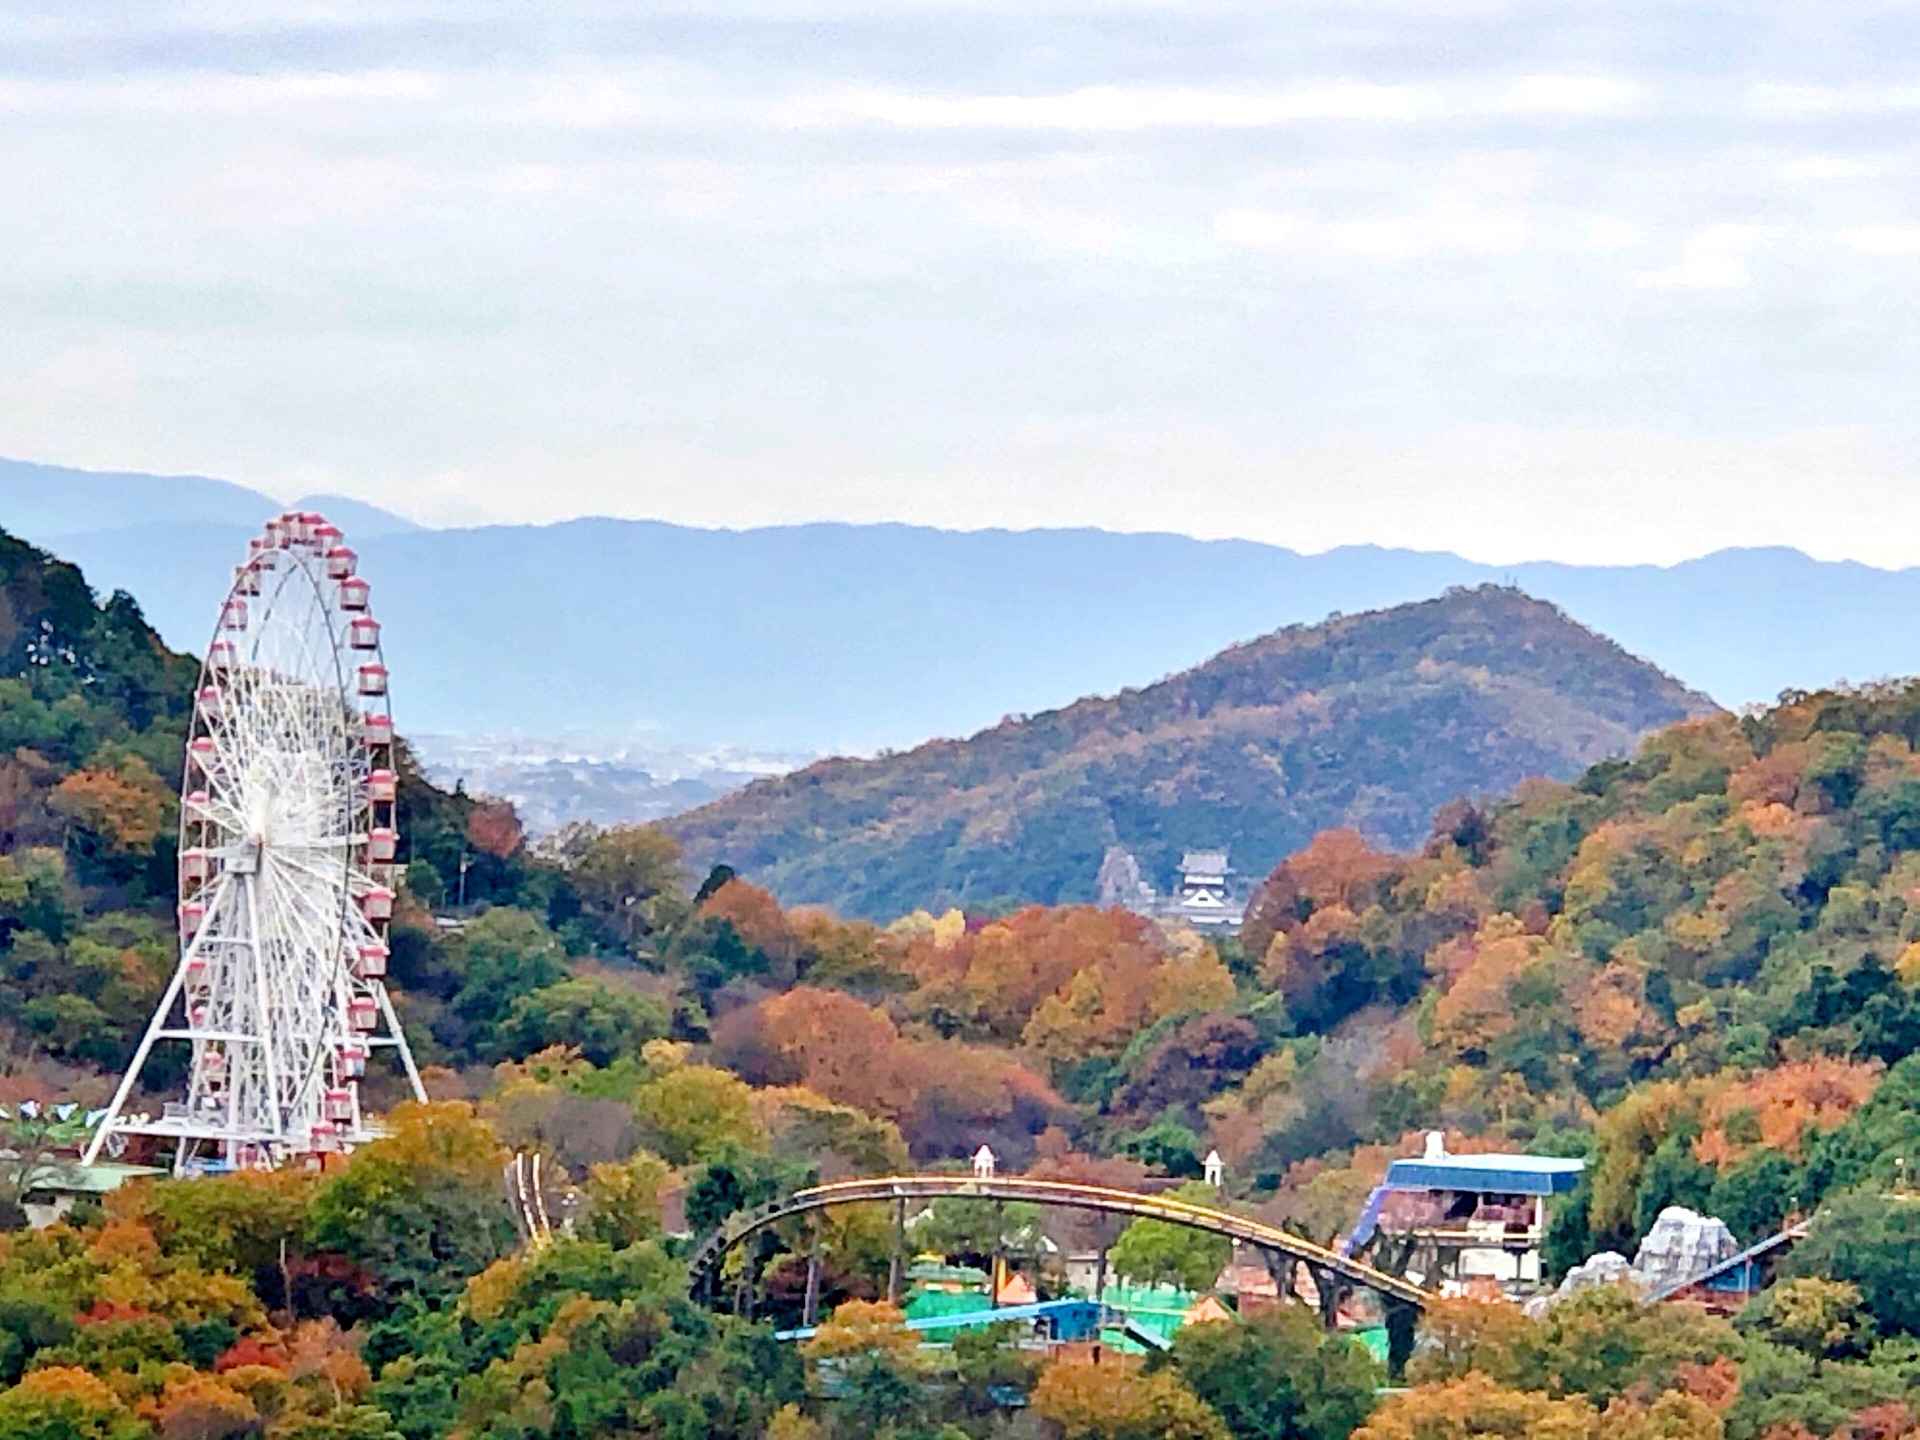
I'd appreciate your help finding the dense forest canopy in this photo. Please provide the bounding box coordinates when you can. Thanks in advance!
[7,527,1920,1440]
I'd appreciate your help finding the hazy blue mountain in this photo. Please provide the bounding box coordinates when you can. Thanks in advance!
[289,493,423,538]
[10,457,1920,758]
[3,458,419,541]
[0,457,275,537]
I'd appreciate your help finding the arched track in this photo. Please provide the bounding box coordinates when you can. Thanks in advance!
[687,1174,1427,1310]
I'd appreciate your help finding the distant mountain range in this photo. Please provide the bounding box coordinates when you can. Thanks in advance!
[12,456,1920,764]
[665,588,1718,916]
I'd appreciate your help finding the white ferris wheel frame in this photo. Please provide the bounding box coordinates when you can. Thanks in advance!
[83,511,425,1173]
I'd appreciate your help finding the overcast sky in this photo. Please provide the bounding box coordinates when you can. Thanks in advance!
[4,2,1920,565]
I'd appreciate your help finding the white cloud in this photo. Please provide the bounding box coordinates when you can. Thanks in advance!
[1585,217,1642,251]
[1214,209,1301,250]
[1776,154,1903,182]
[780,82,1423,131]
[1,5,1919,566]
[1500,74,1645,115]
[1751,82,1920,119]
[1631,226,1760,289]
[0,69,445,117]
[1839,228,1920,257]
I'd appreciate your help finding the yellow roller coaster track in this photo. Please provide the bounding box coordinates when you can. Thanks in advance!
[687,1174,1428,1310]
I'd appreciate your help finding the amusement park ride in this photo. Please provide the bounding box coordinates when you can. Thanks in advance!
[83,512,425,1174]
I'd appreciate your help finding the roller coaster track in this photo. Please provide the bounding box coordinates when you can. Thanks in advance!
[687,1174,1428,1310]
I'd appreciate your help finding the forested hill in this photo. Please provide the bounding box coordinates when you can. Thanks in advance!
[667,586,1718,917]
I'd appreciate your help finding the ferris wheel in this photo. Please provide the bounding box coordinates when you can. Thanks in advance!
[84,510,425,1173]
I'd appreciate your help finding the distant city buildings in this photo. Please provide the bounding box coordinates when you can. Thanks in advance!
[1096,845,1246,929]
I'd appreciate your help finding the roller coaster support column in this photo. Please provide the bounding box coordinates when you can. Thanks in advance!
[887,1196,907,1306]
[803,1223,822,1329]
[733,1243,753,1320]
[1306,1263,1346,1329]
[1384,1298,1418,1380]
[991,1201,1007,1308]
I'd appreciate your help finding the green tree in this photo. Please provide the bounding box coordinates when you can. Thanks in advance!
[909,1198,1047,1265]
[272,1408,406,1440]
[1787,1187,1920,1335]
[1707,1149,1797,1244]
[445,908,569,1043]
[1108,1183,1233,1294]
[493,976,670,1066]
[306,1102,517,1308]
[1737,1278,1874,1360]
[631,1064,760,1167]
[1171,1304,1380,1440]
[1514,1284,1735,1406]
[563,825,686,955]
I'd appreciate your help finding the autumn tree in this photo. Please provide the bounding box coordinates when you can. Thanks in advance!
[801,1301,930,1439]
[578,1149,672,1249]
[630,1063,761,1167]
[561,823,686,954]
[1406,1296,1537,1387]
[151,1372,258,1440]
[0,1365,147,1440]
[1031,1352,1229,1440]
[305,1101,517,1307]
[1354,1372,1598,1440]
[49,754,172,857]
[464,800,523,861]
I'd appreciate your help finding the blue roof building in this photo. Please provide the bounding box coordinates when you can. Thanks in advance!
[1345,1134,1585,1298]
[1384,1152,1585,1196]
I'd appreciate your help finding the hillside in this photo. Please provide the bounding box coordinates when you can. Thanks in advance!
[10,531,1920,1437]
[28,459,1920,765]
[666,587,1717,916]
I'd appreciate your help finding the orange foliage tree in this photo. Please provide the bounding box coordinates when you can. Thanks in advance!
[50,755,172,855]
[1406,1296,1537,1385]
[0,1365,147,1440]
[1030,1351,1229,1440]
[1695,1059,1881,1169]
[149,1373,258,1440]
[1356,1372,1599,1440]
[465,800,524,860]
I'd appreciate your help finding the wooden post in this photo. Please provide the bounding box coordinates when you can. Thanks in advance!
[887,1196,906,1306]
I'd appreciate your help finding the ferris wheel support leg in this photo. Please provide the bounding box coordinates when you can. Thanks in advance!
[245,874,283,1156]
[377,985,428,1102]
[83,954,193,1167]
